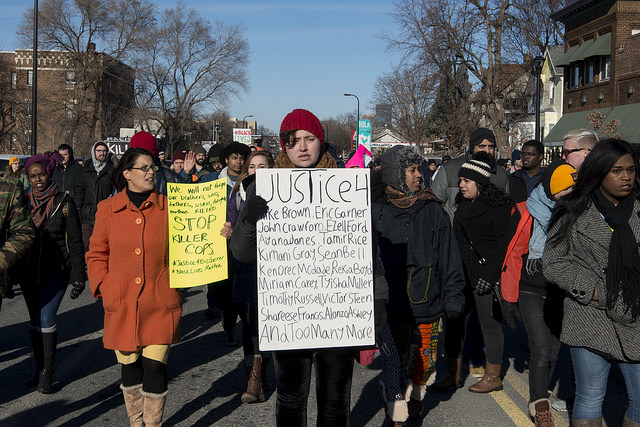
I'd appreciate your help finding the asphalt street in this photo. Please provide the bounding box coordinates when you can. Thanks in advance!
[0,285,629,426]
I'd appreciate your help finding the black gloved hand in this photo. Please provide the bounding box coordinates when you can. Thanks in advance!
[245,196,269,225]
[475,277,493,295]
[446,309,464,321]
[374,299,388,334]
[500,301,521,330]
[70,281,86,299]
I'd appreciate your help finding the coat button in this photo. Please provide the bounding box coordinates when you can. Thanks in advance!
[135,218,142,224]
[134,248,142,255]
[572,289,579,295]
[134,277,142,284]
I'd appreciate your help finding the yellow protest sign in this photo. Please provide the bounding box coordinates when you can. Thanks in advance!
[167,179,228,288]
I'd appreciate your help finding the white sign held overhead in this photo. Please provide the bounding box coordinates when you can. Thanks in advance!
[255,168,374,351]
[233,128,252,145]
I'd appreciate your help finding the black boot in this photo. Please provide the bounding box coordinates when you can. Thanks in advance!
[38,331,57,394]
[26,329,44,387]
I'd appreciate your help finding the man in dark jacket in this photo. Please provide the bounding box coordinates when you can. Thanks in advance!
[52,143,83,206]
[75,141,116,251]
[508,140,545,203]
[431,128,509,221]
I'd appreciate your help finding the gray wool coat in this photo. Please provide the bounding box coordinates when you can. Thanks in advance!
[543,200,640,362]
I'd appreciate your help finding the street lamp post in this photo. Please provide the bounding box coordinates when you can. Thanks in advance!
[344,93,359,150]
[532,56,544,142]
[32,0,38,154]
[242,115,253,129]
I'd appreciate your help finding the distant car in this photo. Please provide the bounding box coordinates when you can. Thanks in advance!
[0,154,31,171]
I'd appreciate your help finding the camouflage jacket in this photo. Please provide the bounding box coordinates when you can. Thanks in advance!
[0,171,35,296]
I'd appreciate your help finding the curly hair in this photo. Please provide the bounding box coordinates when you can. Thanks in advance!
[455,181,513,207]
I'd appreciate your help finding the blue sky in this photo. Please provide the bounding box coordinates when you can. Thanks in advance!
[0,1,403,134]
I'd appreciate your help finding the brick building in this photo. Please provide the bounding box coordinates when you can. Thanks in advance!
[545,0,640,145]
[0,48,135,156]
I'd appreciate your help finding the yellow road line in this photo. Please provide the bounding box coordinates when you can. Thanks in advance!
[502,371,570,427]
[491,389,533,426]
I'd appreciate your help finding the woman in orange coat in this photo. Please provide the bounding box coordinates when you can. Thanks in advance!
[87,147,182,427]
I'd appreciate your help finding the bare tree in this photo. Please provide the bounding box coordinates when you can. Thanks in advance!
[372,64,436,148]
[18,0,155,154]
[382,0,559,152]
[135,3,249,155]
[505,0,565,57]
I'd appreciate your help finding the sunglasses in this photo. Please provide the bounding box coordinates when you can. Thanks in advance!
[562,147,586,157]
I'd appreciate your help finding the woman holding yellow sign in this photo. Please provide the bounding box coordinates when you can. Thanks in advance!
[87,147,182,427]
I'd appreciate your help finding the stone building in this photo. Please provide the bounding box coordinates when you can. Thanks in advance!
[0,48,135,156]
[545,0,640,145]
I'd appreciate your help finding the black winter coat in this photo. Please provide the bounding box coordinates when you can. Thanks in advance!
[75,157,115,225]
[21,192,85,287]
[52,161,83,206]
[373,199,466,324]
[453,199,515,288]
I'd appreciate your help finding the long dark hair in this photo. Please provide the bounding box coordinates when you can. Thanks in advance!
[112,147,154,191]
[548,138,640,245]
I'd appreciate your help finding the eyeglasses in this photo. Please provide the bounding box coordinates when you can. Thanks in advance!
[562,147,586,157]
[130,165,159,173]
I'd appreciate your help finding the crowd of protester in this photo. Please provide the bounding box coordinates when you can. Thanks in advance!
[0,108,638,427]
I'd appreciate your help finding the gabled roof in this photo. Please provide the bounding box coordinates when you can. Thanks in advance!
[545,45,565,74]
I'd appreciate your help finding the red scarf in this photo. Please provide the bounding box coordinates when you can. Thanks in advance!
[29,182,59,228]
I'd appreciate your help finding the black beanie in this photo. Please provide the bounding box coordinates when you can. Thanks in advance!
[458,159,491,186]
[469,128,496,152]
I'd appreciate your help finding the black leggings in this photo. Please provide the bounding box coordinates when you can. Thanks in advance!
[473,291,504,365]
[236,302,260,357]
[519,291,563,401]
[274,347,354,427]
[121,356,168,394]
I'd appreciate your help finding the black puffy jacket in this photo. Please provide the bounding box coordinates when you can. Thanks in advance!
[75,157,115,225]
[373,199,466,324]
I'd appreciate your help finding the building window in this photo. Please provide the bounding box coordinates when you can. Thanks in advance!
[584,58,596,85]
[10,103,16,121]
[65,70,75,89]
[600,55,611,81]
[569,63,580,88]
[11,72,16,89]
[10,134,16,151]
[549,81,555,103]
[27,70,33,86]
[26,99,32,116]
[26,130,32,152]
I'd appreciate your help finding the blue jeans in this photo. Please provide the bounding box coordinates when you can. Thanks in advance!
[21,275,68,331]
[571,346,640,422]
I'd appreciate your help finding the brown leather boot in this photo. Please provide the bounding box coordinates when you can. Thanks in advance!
[241,357,265,403]
[529,398,554,427]
[468,362,503,393]
[431,358,463,390]
[141,390,167,427]
[121,384,144,427]
[624,414,640,427]
[572,416,603,426]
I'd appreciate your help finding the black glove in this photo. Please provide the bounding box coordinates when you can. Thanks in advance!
[446,309,464,321]
[475,277,493,295]
[70,281,86,299]
[500,301,521,330]
[374,299,388,334]
[245,196,269,225]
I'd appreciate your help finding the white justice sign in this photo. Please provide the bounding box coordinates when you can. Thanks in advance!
[255,168,374,351]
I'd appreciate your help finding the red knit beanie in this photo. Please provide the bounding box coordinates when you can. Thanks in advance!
[279,109,325,152]
[172,150,186,162]
[130,131,159,158]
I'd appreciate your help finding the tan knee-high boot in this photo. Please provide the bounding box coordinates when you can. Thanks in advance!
[571,416,603,426]
[241,356,265,403]
[121,384,144,427]
[468,362,503,393]
[141,390,167,427]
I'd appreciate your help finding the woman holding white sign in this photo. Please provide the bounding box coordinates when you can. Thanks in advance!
[87,147,182,427]
[224,150,275,404]
[230,109,360,426]
[372,145,466,424]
